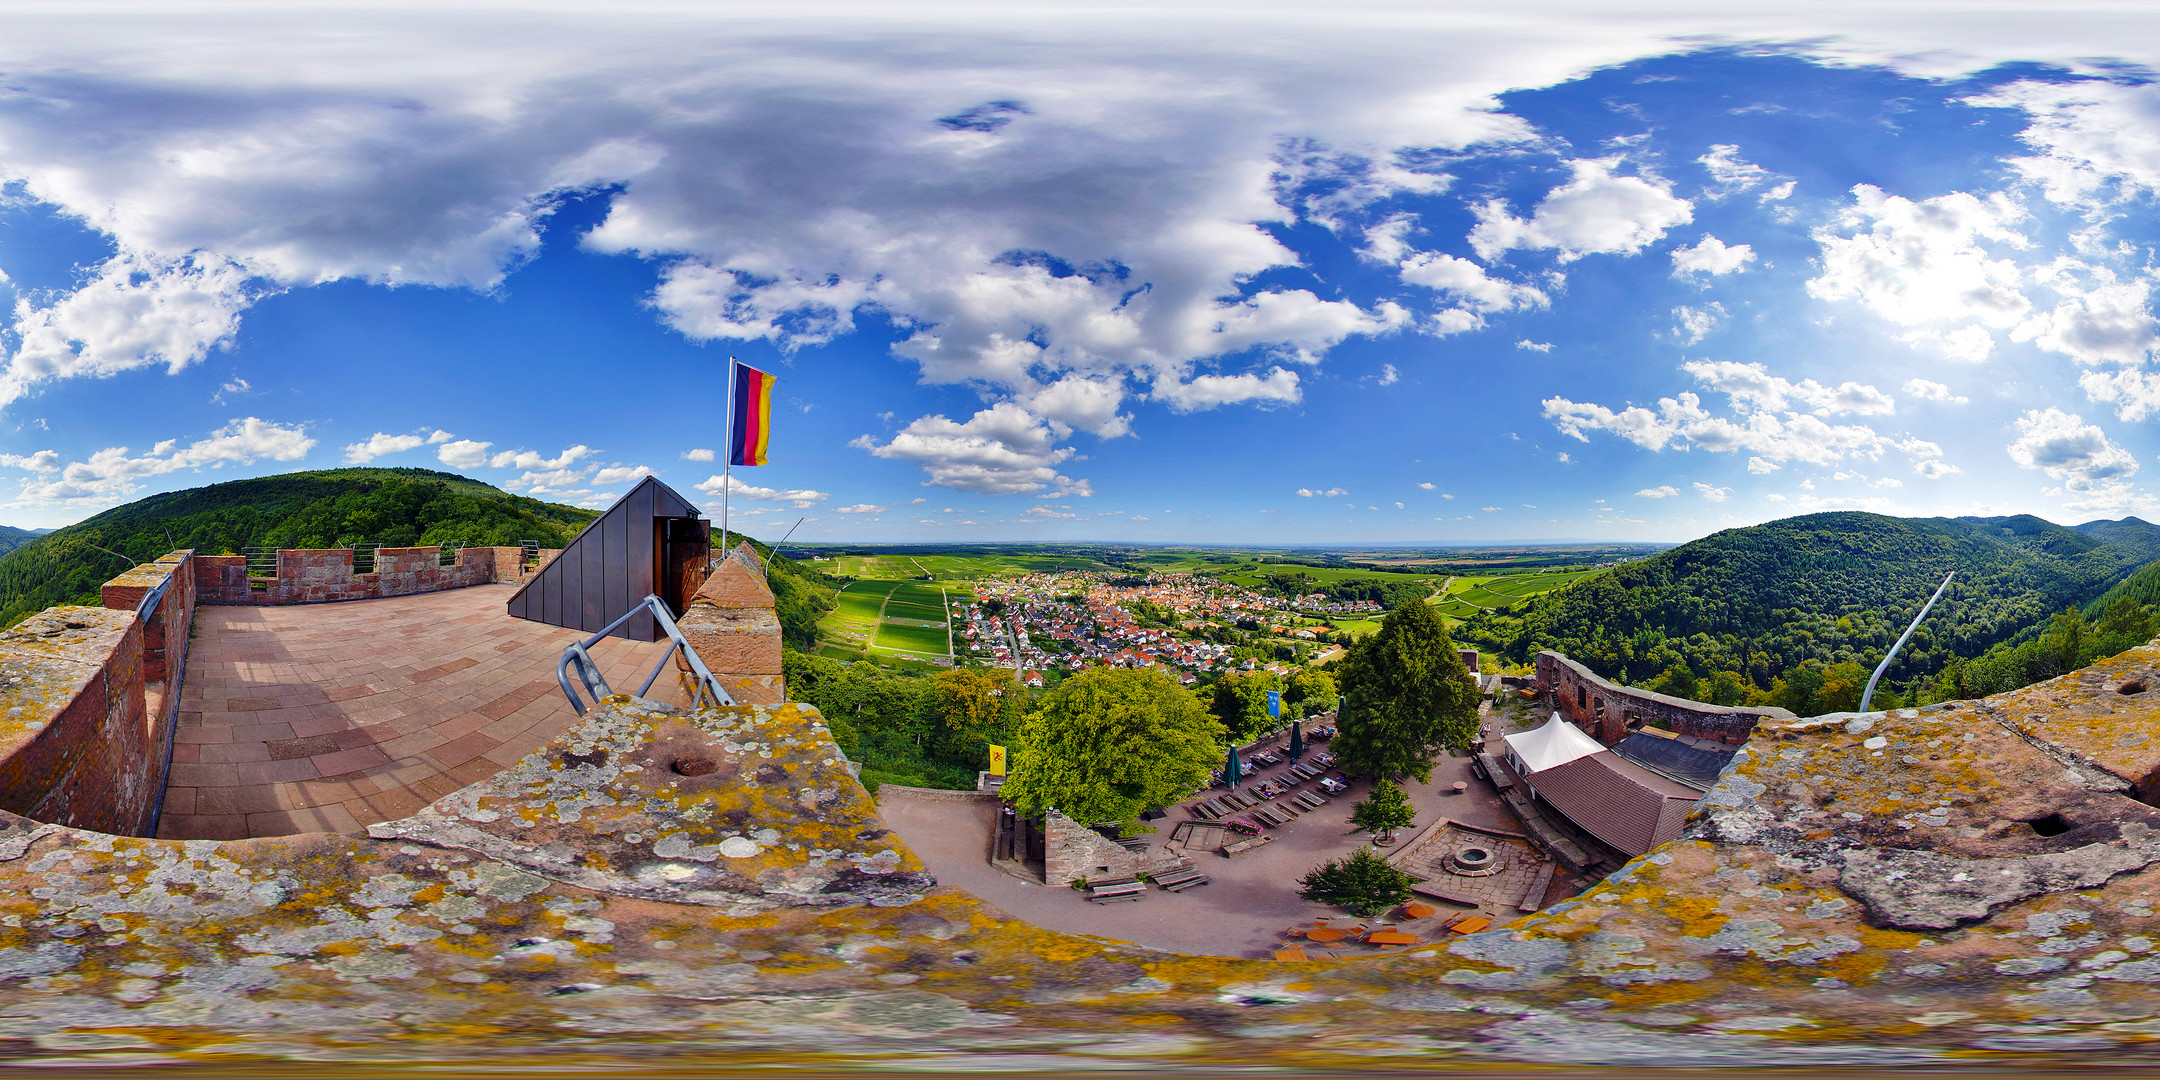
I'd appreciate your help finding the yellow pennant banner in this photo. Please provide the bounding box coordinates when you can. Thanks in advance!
[988,744,1007,776]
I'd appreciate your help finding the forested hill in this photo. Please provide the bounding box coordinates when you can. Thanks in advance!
[1455,511,2160,696]
[0,526,42,560]
[0,468,599,627]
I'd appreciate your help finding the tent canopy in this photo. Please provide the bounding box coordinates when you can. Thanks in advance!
[1503,713,1606,775]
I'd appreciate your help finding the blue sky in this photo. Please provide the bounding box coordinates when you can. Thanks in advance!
[5,3,2160,544]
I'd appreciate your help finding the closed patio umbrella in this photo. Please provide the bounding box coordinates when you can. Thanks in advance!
[1225,744,1243,788]
[1288,720,1305,762]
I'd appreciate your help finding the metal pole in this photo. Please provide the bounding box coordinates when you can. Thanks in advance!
[720,355,735,562]
[1859,570,1954,714]
[762,516,805,580]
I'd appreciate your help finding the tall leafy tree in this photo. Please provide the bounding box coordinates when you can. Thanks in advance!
[1348,779,1416,843]
[1286,667,1339,717]
[1297,847,1415,916]
[1333,599,1478,782]
[1208,671,1280,741]
[1002,666,1224,831]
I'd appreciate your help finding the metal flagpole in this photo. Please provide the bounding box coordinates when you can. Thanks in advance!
[720,356,735,563]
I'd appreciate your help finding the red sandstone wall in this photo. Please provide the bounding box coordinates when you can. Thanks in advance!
[197,545,507,606]
[1536,650,1792,745]
[0,609,152,835]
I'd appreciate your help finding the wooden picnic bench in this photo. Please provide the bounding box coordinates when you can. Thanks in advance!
[1152,867,1211,892]
[1194,798,1227,819]
[1294,791,1329,810]
[1220,834,1276,857]
[1253,805,1292,827]
[1086,879,1146,902]
[1288,762,1319,780]
[1223,791,1256,809]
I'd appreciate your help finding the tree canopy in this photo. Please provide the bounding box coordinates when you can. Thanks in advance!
[1451,511,2160,705]
[1207,670,1281,741]
[1001,666,1223,831]
[1297,847,1415,916]
[1349,778,1416,840]
[1333,599,1478,783]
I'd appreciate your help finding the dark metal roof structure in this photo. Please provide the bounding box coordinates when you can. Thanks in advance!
[506,476,707,641]
[1610,731,1736,791]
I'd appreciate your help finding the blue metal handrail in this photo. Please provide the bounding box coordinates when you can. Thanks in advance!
[557,594,734,716]
[135,570,176,622]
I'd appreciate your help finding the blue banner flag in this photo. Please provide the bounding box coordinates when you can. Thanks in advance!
[1267,690,1281,718]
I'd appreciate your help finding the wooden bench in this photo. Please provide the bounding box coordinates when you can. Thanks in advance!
[1221,834,1277,857]
[1295,791,1329,810]
[1086,880,1145,902]
[1223,791,1255,809]
[1289,763,1319,780]
[1252,805,1292,828]
[1152,868,1211,891]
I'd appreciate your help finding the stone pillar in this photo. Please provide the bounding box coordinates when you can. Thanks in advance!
[678,542,786,706]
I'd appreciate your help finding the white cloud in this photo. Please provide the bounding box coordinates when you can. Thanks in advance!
[835,503,885,514]
[426,430,454,444]
[9,417,313,506]
[1417,481,1435,489]
[683,448,716,462]
[1517,339,1553,352]
[436,439,492,470]
[1469,157,1693,263]
[1480,506,1500,512]
[0,451,60,474]
[1296,487,1349,497]
[1376,363,1400,385]
[1397,251,1549,326]
[1152,366,1305,413]
[1670,235,1756,276]
[1692,482,1732,502]
[851,402,1090,496]
[1636,485,1677,498]
[590,464,654,486]
[1544,378,1927,468]
[488,445,593,470]
[1970,80,2160,208]
[693,473,831,508]
[2011,262,2160,368]
[1747,456,1780,474]
[1671,303,1725,344]
[1808,185,2030,338]
[2078,369,2160,423]
[1,252,258,409]
[1393,500,1404,508]
[2006,406,2137,484]
[211,376,252,405]
[1697,144,1774,198]
[504,467,592,492]
[342,431,426,465]
[1682,360,1895,416]
[1902,378,1969,404]
[1914,459,1962,479]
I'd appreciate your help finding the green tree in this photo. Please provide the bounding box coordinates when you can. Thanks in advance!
[1001,667,1223,832]
[1770,661,1826,716]
[1332,599,1478,782]
[1648,663,1699,701]
[1816,660,1871,714]
[1706,669,1750,707]
[1348,779,1416,843]
[1208,670,1281,742]
[1286,667,1339,717]
[1297,847,1415,917]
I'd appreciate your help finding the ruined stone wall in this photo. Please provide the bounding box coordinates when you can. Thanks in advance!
[1043,807,1147,885]
[1537,649,1792,744]
[197,545,512,606]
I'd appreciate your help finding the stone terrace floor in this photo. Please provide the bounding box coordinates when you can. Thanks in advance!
[160,585,683,840]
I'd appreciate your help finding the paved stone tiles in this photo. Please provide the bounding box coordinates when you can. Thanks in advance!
[159,585,685,840]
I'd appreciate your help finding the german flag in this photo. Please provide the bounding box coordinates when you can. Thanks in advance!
[729,362,776,466]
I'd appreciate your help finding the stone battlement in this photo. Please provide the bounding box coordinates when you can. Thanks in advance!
[197,545,557,606]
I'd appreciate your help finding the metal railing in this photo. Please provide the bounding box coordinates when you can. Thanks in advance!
[242,545,278,577]
[135,569,176,622]
[437,541,466,567]
[557,594,733,716]
[351,542,382,574]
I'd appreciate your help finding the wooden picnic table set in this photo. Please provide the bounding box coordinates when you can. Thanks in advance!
[1271,907,1494,958]
[1082,861,1214,902]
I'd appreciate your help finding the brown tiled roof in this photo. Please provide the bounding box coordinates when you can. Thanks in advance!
[1527,750,1700,857]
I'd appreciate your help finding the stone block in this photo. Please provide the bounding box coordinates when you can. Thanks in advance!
[0,607,152,835]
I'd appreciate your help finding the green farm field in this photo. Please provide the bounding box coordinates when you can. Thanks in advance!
[1425,567,1605,623]
[835,552,1114,580]
[875,621,952,655]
